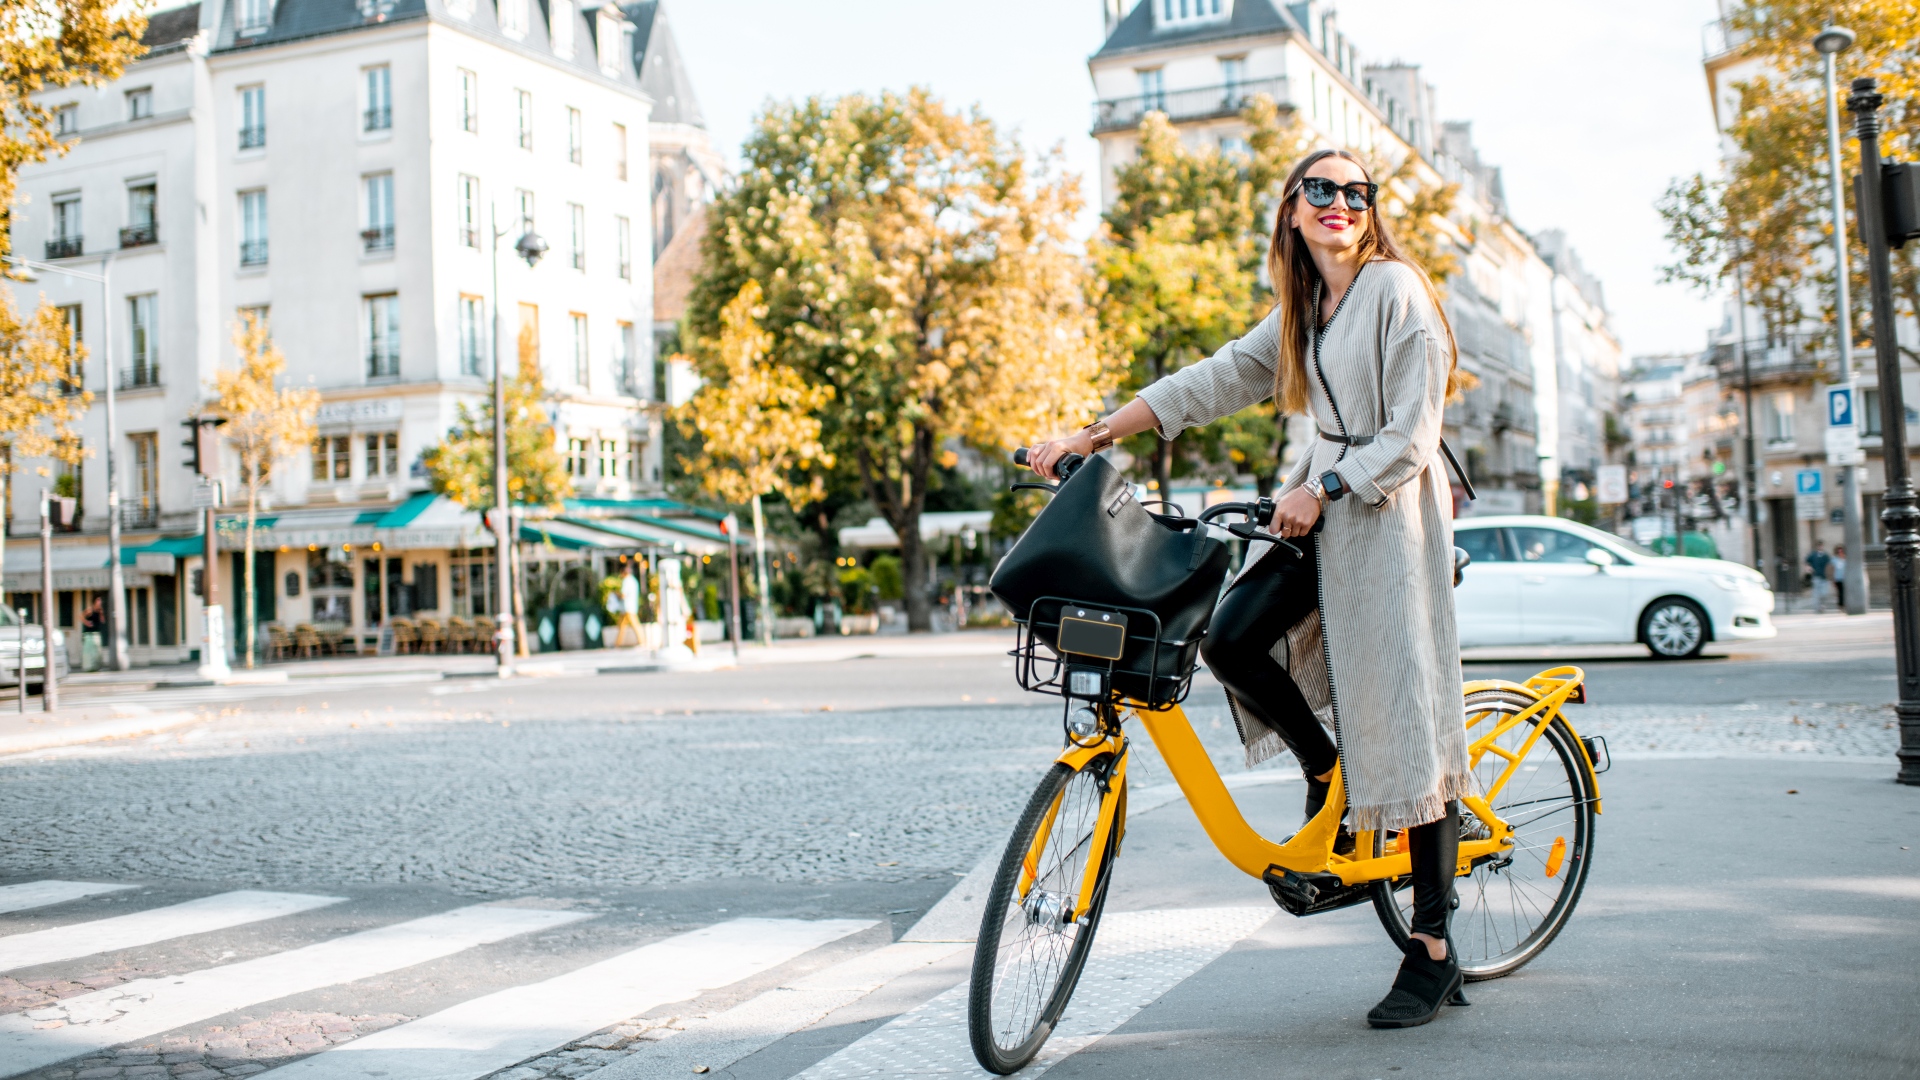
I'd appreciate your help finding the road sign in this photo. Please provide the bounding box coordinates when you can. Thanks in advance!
[191,480,224,509]
[1595,464,1627,504]
[1796,468,1826,520]
[1825,382,1864,465]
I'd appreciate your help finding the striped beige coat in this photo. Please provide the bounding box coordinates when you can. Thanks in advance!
[1138,259,1474,833]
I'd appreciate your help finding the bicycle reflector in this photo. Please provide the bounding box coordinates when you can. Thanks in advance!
[1066,667,1108,700]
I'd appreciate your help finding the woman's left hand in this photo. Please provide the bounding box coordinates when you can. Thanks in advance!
[1272,487,1322,539]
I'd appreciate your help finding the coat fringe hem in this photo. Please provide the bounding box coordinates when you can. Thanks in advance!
[1348,770,1481,834]
[1243,730,1288,769]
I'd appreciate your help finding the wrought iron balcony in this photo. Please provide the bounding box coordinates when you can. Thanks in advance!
[240,239,268,266]
[364,107,390,132]
[239,125,265,150]
[119,362,160,390]
[44,237,83,260]
[1091,76,1287,134]
[121,502,159,530]
[120,223,158,248]
[362,225,394,253]
[366,349,399,379]
[1708,333,1829,386]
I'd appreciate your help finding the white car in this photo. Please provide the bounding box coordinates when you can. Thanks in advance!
[1452,515,1776,659]
[0,606,68,688]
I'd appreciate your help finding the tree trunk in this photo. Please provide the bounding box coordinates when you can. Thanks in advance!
[512,541,531,657]
[244,485,257,670]
[900,524,931,632]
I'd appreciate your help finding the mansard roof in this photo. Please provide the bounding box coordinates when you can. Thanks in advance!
[142,3,204,53]
[1092,0,1298,60]
[621,0,702,126]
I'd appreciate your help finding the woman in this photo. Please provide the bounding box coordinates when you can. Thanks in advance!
[1025,149,1473,1028]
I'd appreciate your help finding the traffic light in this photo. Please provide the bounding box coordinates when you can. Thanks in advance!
[1884,162,1920,249]
[180,416,226,475]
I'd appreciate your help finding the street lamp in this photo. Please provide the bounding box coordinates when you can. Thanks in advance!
[4,253,128,670]
[1814,24,1869,616]
[489,207,546,673]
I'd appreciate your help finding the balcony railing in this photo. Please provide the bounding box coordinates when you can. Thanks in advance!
[121,502,159,530]
[120,222,158,248]
[119,362,160,390]
[44,237,83,260]
[240,239,268,266]
[239,125,265,149]
[364,107,390,131]
[1091,76,1287,134]
[1701,17,1752,60]
[367,349,399,379]
[362,225,394,253]
[1707,333,1829,384]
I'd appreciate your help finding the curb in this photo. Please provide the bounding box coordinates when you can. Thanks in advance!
[0,710,202,756]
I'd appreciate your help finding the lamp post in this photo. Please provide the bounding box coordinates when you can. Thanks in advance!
[1815,25,1869,616]
[4,253,125,670]
[1846,77,1920,785]
[488,207,546,674]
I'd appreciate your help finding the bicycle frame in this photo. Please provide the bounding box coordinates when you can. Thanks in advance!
[1018,665,1600,907]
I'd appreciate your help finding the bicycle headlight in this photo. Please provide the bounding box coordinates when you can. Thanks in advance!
[1066,667,1106,700]
[1066,706,1102,740]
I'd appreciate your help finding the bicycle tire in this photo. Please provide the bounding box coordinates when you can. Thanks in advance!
[968,761,1120,1075]
[1370,687,1596,981]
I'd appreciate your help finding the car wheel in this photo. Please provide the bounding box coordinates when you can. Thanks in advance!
[1641,598,1707,659]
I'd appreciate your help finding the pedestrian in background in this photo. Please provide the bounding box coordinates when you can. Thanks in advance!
[1805,540,1832,614]
[1832,544,1848,611]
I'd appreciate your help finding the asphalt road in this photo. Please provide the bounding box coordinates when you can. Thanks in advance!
[0,612,1904,1080]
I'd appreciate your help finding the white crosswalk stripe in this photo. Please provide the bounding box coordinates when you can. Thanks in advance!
[0,891,343,973]
[0,904,587,1078]
[0,883,135,916]
[793,907,1275,1079]
[251,918,875,1080]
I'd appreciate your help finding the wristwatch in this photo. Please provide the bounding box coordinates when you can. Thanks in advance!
[1082,419,1114,452]
[1320,470,1348,502]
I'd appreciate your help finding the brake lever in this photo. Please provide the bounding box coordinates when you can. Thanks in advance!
[1225,520,1304,559]
[1009,481,1059,492]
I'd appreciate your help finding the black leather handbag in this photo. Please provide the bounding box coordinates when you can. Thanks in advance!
[989,454,1231,706]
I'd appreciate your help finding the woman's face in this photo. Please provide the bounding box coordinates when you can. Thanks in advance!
[1288,155,1371,255]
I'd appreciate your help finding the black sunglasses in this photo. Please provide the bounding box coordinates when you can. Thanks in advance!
[1298,176,1378,212]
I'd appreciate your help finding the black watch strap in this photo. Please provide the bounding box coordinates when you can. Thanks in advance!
[1321,470,1347,502]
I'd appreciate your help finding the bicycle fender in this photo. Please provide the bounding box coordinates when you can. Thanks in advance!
[1466,671,1603,814]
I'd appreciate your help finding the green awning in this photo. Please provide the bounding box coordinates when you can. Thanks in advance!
[120,535,206,564]
[373,492,437,527]
[565,497,728,523]
[518,519,641,551]
[557,516,726,556]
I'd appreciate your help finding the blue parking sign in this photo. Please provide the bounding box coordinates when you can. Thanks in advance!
[1796,469,1823,495]
[1827,384,1855,427]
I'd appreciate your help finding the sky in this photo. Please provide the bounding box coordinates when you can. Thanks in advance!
[667,0,1733,359]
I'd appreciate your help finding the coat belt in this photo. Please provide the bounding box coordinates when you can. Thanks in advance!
[1318,429,1375,446]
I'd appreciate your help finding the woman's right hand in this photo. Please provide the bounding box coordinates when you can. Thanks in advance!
[1025,429,1095,481]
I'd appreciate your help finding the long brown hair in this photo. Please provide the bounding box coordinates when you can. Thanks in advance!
[1266,149,1462,416]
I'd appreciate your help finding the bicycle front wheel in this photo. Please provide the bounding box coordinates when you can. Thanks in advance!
[968,761,1119,1075]
[1371,687,1596,980]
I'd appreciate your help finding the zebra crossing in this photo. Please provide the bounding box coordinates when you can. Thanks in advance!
[0,874,1277,1080]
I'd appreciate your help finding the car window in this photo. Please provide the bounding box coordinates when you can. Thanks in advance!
[1557,519,1656,559]
[1454,527,1509,564]
[1510,527,1598,565]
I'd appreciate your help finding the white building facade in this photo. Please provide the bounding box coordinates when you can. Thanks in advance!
[6,0,697,665]
[1087,0,1624,517]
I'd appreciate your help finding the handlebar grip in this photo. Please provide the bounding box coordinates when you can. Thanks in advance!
[1013,448,1030,466]
[1010,447,1085,480]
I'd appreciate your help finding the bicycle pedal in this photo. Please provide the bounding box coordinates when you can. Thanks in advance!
[1262,867,1371,918]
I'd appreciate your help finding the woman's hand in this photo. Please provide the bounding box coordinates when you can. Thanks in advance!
[1272,487,1322,539]
[1025,429,1095,480]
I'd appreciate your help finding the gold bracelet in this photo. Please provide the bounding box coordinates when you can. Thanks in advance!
[1083,419,1114,452]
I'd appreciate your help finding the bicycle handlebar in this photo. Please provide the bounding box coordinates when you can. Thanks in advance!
[1011,447,1086,480]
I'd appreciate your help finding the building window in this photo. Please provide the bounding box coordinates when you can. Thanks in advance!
[615,215,631,280]
[122,182,157,248]
[364,65,391,131]
[363,172,394,253]
[612,122,627,180]
[568,202,585,270]
[311,434,350,481]
[1159,0,1226,27]
[517,302,539,364]
[365,294,400,379]
[458,294,485,376]
[613,320,633,395]
[130,432,159,526]
[1136,68,1164,110]
[597,438,618,477]
[515,188,535,236]
[1220,55,1245,95]
[127,293,158,387]
[49,193,81,259]
[238,85,266,149]
[549,0,574,57]
[365,431,399,477]
[57,304,83,394]
[239,189,268,266]
[624,439,640,481]
[126,87,152,120]
[457,174,480,248]
[566,437,589,477]
[515,89,533,150]
[566,107,583,164]
[498,0,527,36]
[238,0,273,34]
[570,312,588,387]
[459,68,479,132]
[54,104,77,136]
[1765,391,1795,445]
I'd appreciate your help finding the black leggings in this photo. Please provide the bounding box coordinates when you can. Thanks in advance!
[1200,534,1457,940]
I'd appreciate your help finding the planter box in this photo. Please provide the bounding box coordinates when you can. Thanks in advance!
[838,614,879,636]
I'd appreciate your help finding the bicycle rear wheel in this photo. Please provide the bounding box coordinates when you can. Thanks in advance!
[1371,687,1596,980]
[968,761,1119,1075]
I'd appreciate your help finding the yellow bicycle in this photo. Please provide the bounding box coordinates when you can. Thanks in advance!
[969,467,1606,1074]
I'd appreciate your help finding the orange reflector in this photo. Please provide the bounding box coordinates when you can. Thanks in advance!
[1544,836,1567,878]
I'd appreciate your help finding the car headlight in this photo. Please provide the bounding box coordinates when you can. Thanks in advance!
[1710,574,1743,592]
[22,639,42,653]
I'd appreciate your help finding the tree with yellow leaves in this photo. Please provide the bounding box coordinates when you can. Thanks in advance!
[685,89,1111,631]
[211,313,318,669]
[0,295,90,606]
